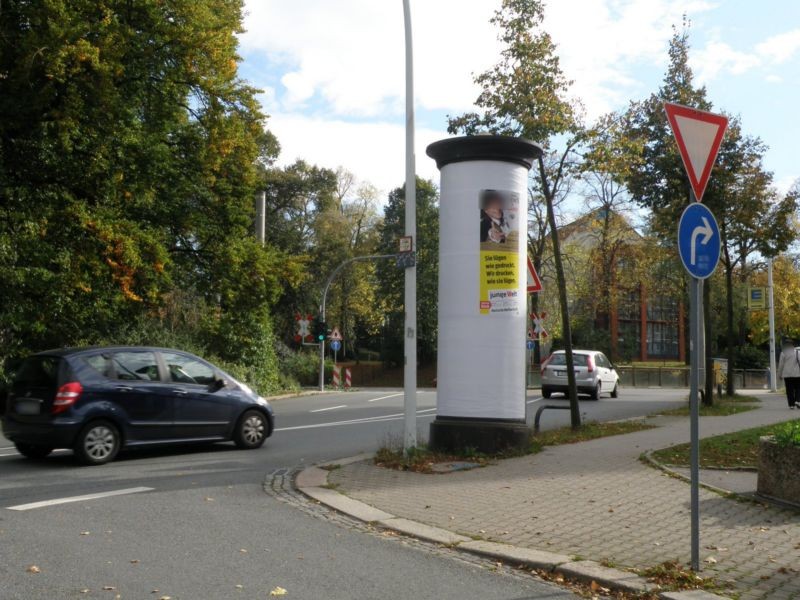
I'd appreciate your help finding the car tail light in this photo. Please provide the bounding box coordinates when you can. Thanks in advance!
[53,382,83,414]
[587,356,595,373]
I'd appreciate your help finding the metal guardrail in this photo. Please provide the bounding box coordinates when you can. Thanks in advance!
[526,366,771,389]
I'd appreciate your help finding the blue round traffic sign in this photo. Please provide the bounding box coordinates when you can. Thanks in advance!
[526,340,535,350]
[330,340,342,352]
[678,203,721,280]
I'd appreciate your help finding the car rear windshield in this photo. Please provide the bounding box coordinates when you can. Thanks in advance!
[547,353,589,367]
[13,356,62,387]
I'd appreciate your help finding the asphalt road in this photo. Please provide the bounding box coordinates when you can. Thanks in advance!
[0,387,687,599]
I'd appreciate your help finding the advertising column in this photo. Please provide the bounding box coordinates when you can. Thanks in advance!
[426,135,543,453]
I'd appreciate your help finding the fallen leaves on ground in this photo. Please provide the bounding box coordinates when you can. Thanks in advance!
[102,586,116,591]
[80,531,90,536]
[26,565,41,574]
[704,556,717,564]
[270,586,287,596]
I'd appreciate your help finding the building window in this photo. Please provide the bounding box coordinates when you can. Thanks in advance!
[618,289,640,321]
[647,295,678,322]
[647,322,679,358]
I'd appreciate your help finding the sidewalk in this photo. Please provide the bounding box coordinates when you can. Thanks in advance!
[329,393,800,600]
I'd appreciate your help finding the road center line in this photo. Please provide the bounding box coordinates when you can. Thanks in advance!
[367,393,403,403]
[7,487,155,511]
[277,407,436,432]
[310,405,347,413]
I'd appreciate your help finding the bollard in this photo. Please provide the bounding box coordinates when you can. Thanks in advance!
[332,365,341,388]
[344,368,352,390]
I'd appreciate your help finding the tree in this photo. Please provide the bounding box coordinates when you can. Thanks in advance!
[0,0,284,392]
[622,23,720,403]
[376,178,439,366]
[448,0,583,427]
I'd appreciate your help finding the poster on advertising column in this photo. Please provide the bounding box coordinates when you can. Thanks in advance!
[478,189,521,315]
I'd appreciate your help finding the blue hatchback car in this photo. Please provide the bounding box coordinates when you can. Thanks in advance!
[2,346,275,465]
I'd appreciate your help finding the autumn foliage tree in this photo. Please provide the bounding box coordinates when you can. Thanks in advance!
[0,0,284,391]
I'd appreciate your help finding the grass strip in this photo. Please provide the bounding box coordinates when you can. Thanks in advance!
[658,394,760,417]
[651,419,800,469]
[376,420,655,473]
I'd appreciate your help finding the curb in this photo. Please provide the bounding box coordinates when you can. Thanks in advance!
[295,456,730,600]
[642,451,800,512]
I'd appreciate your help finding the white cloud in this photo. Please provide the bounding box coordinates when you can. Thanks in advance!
[756,28,800,64]
[240,1,498,117]
[544,0,717,117]
[266,113,444,199]
[691,40,761,82]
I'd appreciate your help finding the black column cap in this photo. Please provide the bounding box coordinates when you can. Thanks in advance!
[426,135,543,170]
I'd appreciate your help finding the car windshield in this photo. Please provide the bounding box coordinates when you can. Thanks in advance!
[547,353,589,367]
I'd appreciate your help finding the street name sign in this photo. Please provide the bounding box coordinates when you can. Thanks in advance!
[664,103,728,202]
[678,203,721,280]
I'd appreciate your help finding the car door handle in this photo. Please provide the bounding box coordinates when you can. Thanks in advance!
[115,386,133,392]
[172,389,188,395]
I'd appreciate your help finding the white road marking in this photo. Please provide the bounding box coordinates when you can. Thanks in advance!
[367,393,403,403]
[277,408,436,432]
[310,405,347,413]
[7,487,154,511]
[526,396,544,404]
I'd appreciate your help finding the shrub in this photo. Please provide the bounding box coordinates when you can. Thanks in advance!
[734,344,768,369]
[773,420,800,448]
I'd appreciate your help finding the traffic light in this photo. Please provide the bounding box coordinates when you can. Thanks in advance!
[313,318,327,342]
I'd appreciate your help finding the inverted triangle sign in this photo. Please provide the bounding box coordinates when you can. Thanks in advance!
[527,257,543,293]
[664,102,728,202]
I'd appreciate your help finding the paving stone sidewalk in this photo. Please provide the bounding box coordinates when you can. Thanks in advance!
[330,393,800,600]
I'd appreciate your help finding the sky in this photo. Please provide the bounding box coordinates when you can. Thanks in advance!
[237,0,800,207]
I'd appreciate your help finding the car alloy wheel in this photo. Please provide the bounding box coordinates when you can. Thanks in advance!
[235,410,267,449]
[243,415,264,445]
[75,420,120,465]
[84,425,116,460]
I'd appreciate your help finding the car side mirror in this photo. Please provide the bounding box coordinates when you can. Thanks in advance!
[210,377,227,392]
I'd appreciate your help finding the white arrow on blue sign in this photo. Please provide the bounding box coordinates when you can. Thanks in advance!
[330,340,342,352]
[678,203,721,280]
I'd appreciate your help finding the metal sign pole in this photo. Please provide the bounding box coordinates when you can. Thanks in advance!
[768,258,778,392]
[689,276,701,571]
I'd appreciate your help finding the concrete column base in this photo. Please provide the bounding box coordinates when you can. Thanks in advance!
[429,418,530,454]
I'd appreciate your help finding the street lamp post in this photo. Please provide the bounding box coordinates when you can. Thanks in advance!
[318,255,398,392]
[402,0,417,452]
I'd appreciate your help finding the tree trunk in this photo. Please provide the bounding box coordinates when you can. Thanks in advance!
[703,279,714,406]
[725,264,736,396]
[539,157,580,428]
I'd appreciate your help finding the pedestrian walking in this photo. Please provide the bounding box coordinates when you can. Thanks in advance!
[777,338,800,409]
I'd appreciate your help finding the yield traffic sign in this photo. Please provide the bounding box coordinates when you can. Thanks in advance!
[527,257,543,293]
[678,203,721,279]
[664,103,728,202]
